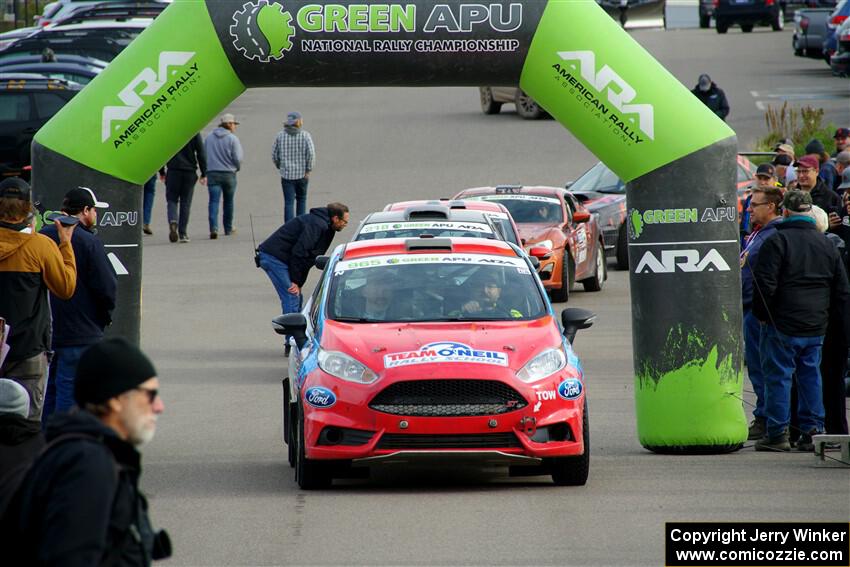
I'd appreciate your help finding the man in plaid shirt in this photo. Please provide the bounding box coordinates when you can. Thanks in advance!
[272,112,316,223]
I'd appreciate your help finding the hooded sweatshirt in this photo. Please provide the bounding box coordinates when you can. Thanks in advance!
[0,228,76,363]
[205,126,243,173]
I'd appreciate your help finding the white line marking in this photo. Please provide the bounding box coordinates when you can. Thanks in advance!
[629,240,739,247]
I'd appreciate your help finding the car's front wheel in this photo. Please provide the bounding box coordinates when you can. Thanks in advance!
[771,8,784,31]
[582,243,606,292]
[549,251,572,303]
[716,17,728,33]
[479,87,502,115]
[549,398,589,486]
[296,403,332,490]
[515,90,543,120]
[283,380,295,468]
[616,223,629,271]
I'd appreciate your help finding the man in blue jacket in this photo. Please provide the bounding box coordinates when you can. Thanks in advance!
[40,187,117,422]
[739,185,783,440]
[257,203,349,355]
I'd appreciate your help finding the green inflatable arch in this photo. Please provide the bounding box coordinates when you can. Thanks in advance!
[31,0,747,452]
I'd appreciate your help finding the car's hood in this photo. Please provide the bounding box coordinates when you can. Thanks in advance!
[321,317,563,376]
[517,223,559,243]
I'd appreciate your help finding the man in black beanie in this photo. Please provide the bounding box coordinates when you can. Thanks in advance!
[1,337,171,566]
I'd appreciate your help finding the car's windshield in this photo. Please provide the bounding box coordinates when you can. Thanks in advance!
[327,254,547,322]
[570,162,624,194]
[355,221,497,241]
[467,195,563,223]
[487,215,520,245]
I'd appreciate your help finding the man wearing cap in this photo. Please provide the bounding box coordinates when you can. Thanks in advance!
[2,337,170,565]
[833,127,850,157]
[0,177,76,422]
[272,111,316,223]
[752,190,850,452]
[691,74,729,121]
[739,185,783,440]
[831,151,850,197]
[774,143,796,186]
[39,187,117,422]
[205,113,244,239]
[164,132,207,243]
[805,139,839,191]
[794,154,843,230]
[771,154,793,187]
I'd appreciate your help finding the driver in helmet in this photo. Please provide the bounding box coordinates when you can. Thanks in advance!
[461,272,523,318]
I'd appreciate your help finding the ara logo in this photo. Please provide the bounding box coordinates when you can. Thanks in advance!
[230,0,295,62]
[556,50,654,140]
[305,386,336,408]
[101,51,195,143]
[557,378,583,400]
[634,249,731,274]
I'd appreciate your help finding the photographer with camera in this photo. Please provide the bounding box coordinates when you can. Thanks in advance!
[2,338,171,566]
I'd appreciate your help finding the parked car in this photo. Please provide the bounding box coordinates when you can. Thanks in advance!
[0,21,147,61]
[714,0,786,33]
[0,61,100,84]
[0,73,82,180]
[829,16,850,74]
[564,162,629,270]
[276,236,596,488]
[453,185,607,302]
[478,87,546,120]
[823,0,850,63]
[34,0,168,26]
[794,6,836,56]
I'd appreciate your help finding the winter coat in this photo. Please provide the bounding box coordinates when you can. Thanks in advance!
[0,227,76,364]
[0,414,44,487]
[3,411,160,566]
[808,179,843,219]
[691,83,730,120]
[752,217,850,337]
[258,207,337,286]
[205,127,243,173]
[165,133,206,176]
[40,223,116,347]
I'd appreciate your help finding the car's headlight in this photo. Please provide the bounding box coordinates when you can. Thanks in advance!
[534,239,554,250]
[516,347,566,383]
[318,349,378,384]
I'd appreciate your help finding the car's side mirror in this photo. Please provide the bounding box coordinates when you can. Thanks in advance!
[561,308,596,344]
[520,238,527,246]
[315,255,329,270]
[272,313,309,349]
[528,246,552,259]
[564,181,574,189]
[529,256,540,270]
[572,211,591,223]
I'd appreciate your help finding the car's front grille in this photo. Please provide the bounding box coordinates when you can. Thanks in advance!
[369,379,527,417]
[377,432,522,449]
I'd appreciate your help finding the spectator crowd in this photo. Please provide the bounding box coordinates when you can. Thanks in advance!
[740,129,850,452]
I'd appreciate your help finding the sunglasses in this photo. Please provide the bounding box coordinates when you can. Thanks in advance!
[135,387,159,404]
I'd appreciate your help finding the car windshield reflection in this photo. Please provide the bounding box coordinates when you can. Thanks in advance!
[328,260,547,323]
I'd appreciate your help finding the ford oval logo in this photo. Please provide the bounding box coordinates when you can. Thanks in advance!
[305,387,336,408]
[557,378,583,400]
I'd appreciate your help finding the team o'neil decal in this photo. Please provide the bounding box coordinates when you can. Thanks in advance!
[384,341,508,368]
[558,378,583,400]
[305,386,336,408]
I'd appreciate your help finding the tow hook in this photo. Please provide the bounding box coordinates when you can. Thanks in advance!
[519,416,537,437]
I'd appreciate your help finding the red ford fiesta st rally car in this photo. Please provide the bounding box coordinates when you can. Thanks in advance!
[274,237,596,489]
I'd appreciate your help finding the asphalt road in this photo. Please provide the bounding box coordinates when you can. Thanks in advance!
[137,25,849,567]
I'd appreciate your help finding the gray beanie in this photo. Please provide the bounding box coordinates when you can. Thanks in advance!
[0,378,30,417]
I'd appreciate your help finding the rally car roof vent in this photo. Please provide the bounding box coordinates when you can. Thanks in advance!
[405,237,453,251]
[404,205,450,220]
[445,200,468,209]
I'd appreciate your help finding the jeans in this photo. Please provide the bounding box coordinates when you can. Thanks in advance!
[166,169,198,237]
[42,345,87,424]
[281,177,308,223]
[759,324,825,438]
[142,174,157,226]
[258,251,301,316]
[207,171,237,233]
[743,309,765,419]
